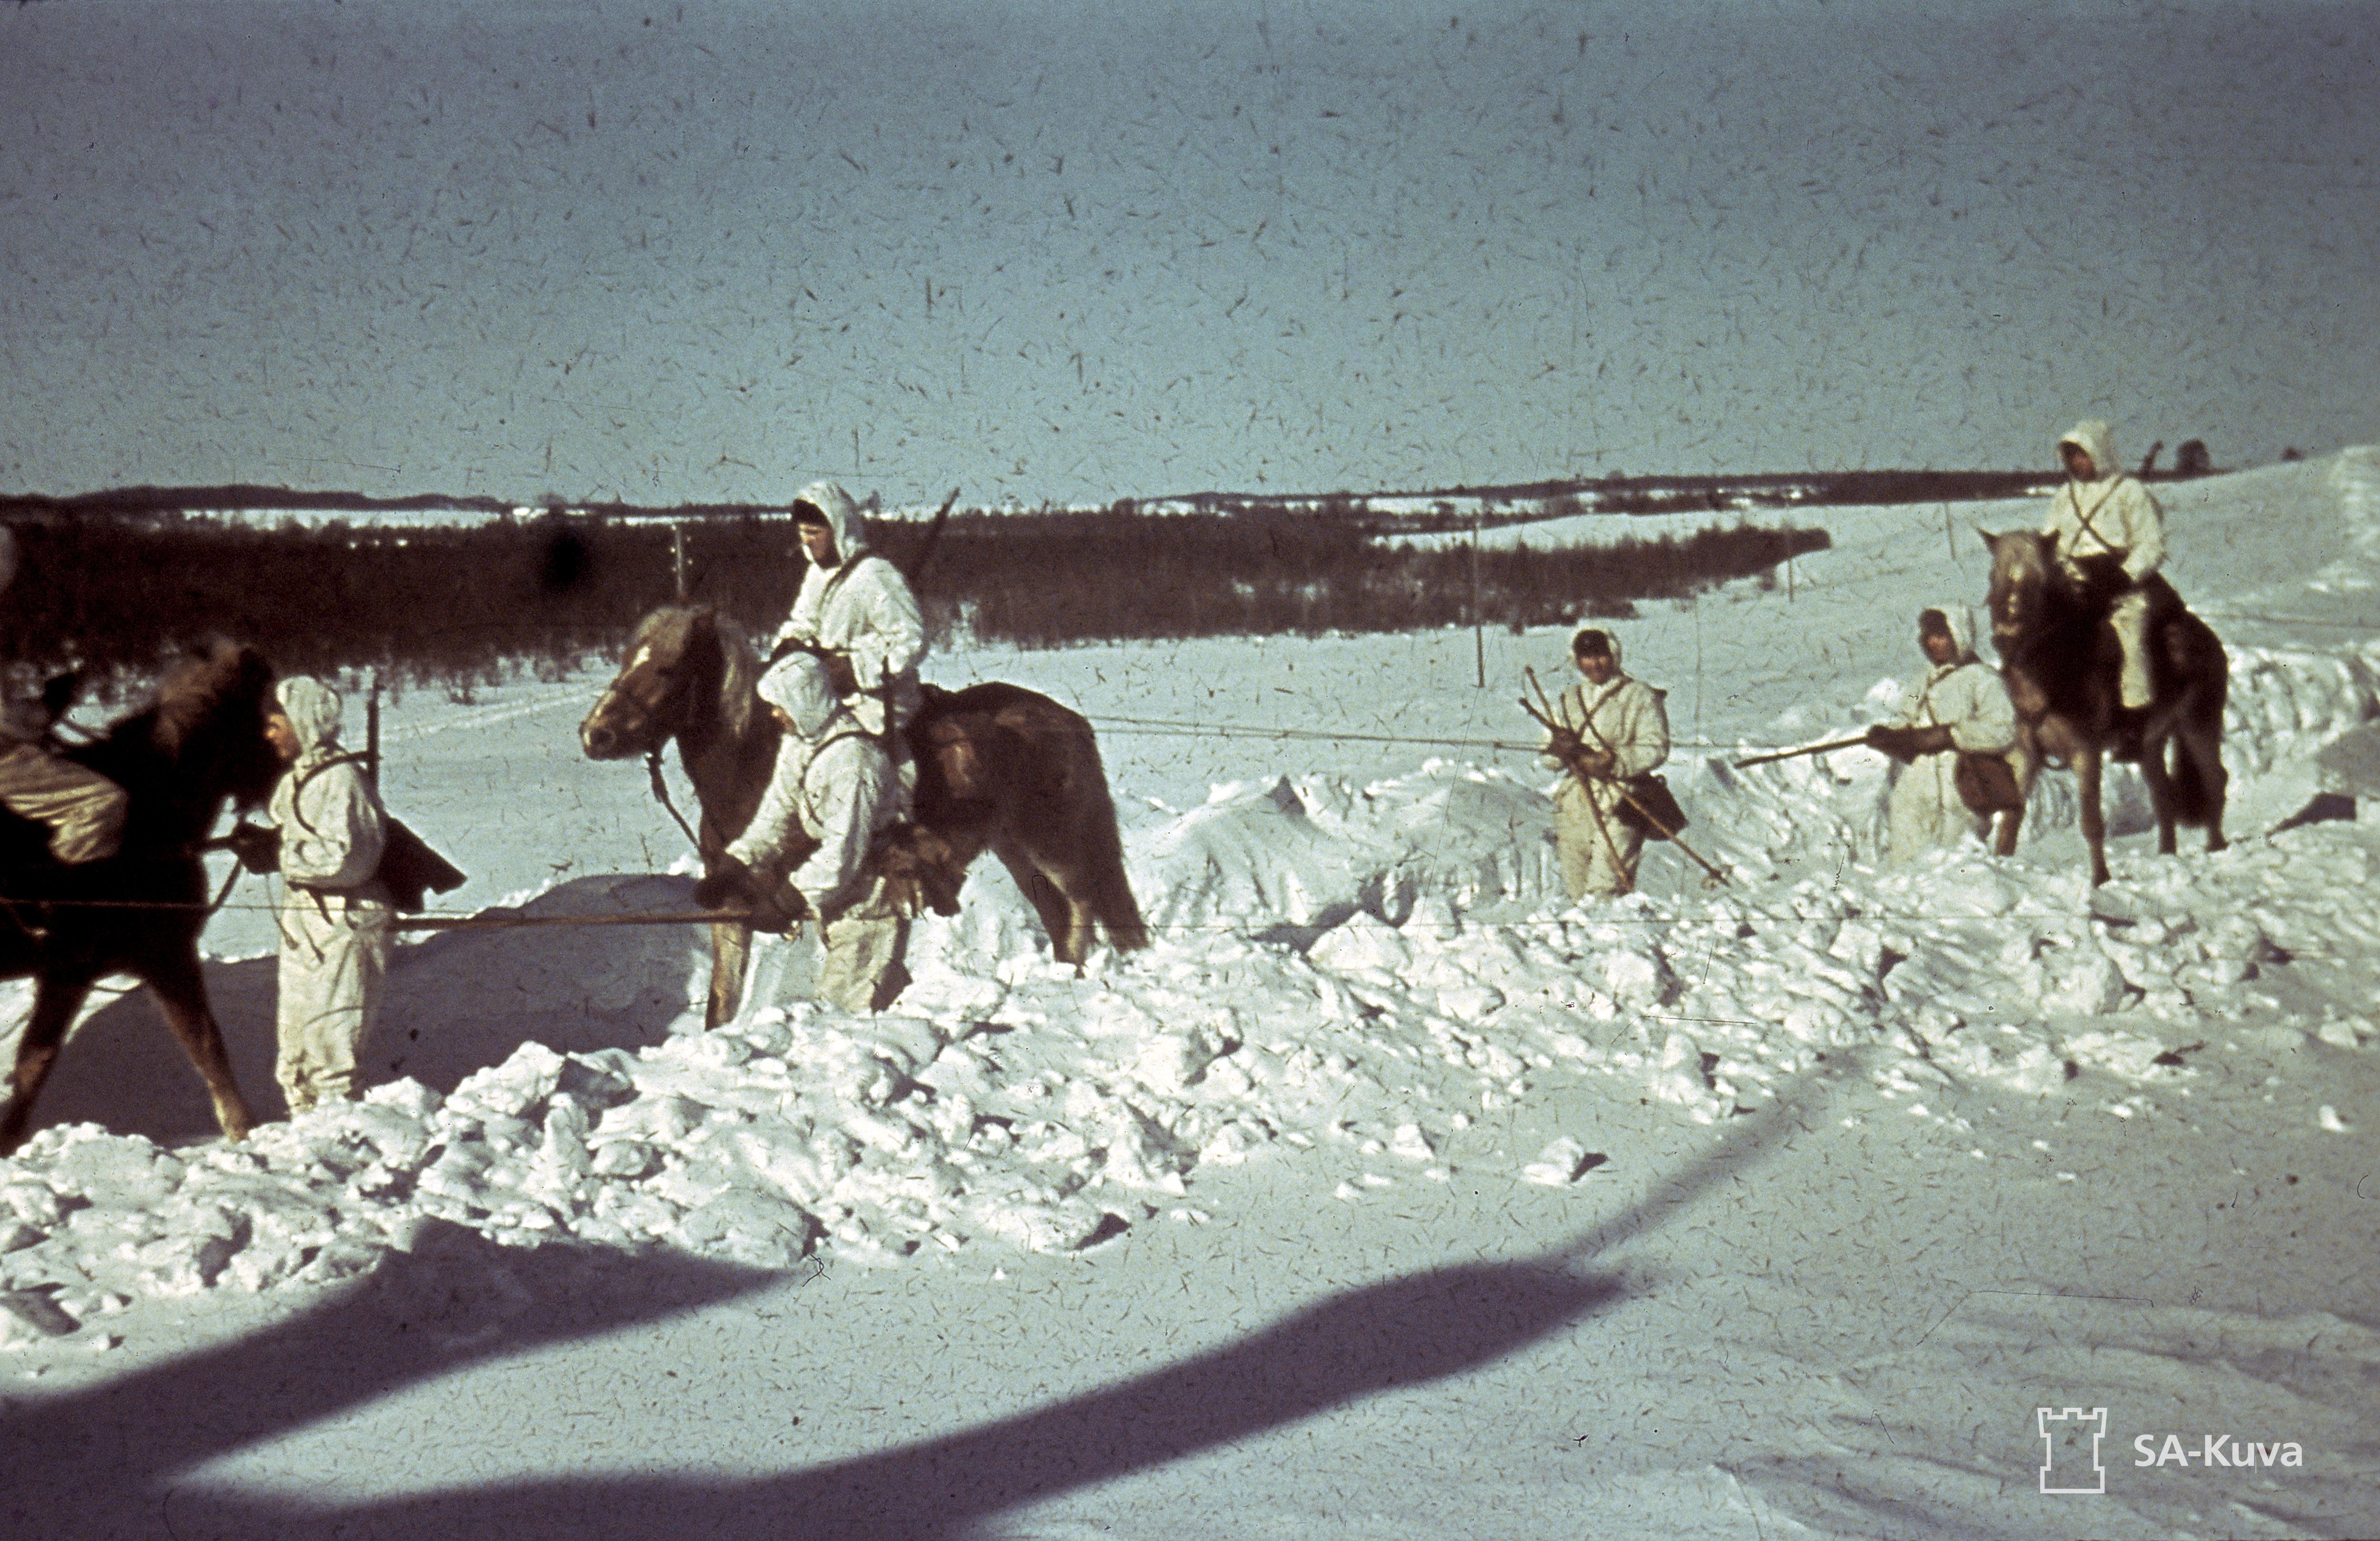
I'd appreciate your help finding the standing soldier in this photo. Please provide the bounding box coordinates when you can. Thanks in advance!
[0,527,128,866]
[1868,604,2019,865]
[236,677,393,1113]
[697,652,909,1014]
[1540,627,1670,900]
[772,482,926,791]
[2041,419,2167,710]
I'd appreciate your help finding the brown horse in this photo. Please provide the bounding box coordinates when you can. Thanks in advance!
[0,640,283,1154]
[1979,530,2229,885]
[578,606,1146,1025]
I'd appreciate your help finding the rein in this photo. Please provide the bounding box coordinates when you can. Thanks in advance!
[645,746,705,851]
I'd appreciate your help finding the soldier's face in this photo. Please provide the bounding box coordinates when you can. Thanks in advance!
[798,520,838,566]
[264,712,300,764]
[1575,651,1615,684]
[1920,629,1959,666]
[2060,443,2098,480]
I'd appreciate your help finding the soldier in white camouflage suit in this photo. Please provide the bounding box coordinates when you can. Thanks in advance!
[1540,628,1670,899]
[2041,419,2168,710]
[1869,604,2017,865]
[697,652,909,1014]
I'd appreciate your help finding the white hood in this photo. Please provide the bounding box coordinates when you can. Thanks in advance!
[1920,601,1978,662]
[791,480,868,567]
[755,651,843,741]
[276,676,345,756]
[2058,420,2121,483]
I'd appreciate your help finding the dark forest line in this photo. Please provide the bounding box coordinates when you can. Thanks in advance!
[0,449,2223,530]
[0,510,1828,694]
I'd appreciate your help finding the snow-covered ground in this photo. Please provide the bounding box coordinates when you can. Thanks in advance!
[4,451,2379,1538]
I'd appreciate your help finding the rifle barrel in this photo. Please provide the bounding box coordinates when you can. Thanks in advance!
[1731,734,1870,769]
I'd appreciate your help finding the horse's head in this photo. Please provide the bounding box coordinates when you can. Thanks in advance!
[1976,527,2054,648]
[125,638,282,830]
[582,606,743,760]
[871,822,967,918]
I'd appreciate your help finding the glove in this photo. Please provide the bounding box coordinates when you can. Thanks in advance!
[696,859,812,934]
[1574,748,1617,779]
[224,821,281,875]
[1865,724,1954,763]
[694,858,757,913]
[821,652,860,696]
[1864,724,1911,762]
[752,882,812,935]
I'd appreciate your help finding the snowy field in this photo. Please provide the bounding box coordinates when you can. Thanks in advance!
[4,451,2380,1538]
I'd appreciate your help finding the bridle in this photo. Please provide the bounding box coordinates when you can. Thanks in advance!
[593,645,709,852]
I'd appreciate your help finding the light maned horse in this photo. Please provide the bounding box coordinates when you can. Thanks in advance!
[1979,530,2229,885]
[578,606,1147,1026]
[0,641,284,1154]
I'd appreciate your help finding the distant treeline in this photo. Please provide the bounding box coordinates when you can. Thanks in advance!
[2,510,1827,689]
[0,446,2223,529]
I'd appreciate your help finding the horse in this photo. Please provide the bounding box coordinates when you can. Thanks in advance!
[1978,530,2229,885]
[578,606,1147,1026]
[0,640,284,1155]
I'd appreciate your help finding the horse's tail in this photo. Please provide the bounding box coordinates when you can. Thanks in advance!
[1069,743,1150,953]
[1091,849,1151,952]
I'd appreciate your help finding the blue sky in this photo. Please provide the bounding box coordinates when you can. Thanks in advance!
[2,0,2374,506]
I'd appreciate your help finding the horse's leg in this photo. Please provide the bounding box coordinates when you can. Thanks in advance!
[1994,742,2035,857]
[140,947,256,1144]
[993,838,1086,966]
[0,971,97,1156]
[2077,743,2111,886]
[2189,718,2230,853]
[706,921,752,1030]
[2138,736,2178,856]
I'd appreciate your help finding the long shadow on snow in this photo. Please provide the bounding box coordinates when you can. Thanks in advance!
[14,874,708,1146]
[4,1055,1851,1540]
[0,1221,783,1531]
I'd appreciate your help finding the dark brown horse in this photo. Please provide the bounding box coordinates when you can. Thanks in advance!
[0,640,283,1154]
[1979,531,2229,885]
[578,606,1146,1025]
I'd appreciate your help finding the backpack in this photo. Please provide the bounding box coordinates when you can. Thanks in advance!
[292,753,466,913]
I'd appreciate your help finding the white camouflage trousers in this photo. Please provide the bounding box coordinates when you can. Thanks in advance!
[276,885,392,1111]
[818,875,911,1014]
[2110,589,2152,709]
[1885,753,1988,866]
[1554,786,1644,900]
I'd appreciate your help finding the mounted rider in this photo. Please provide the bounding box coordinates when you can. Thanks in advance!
[697,652,909,1014]
[1868,603,2020,865]
[771,482,926,799]
[0,527,128,867]
[2041,419,2168,710]
[1539,627,1671,900]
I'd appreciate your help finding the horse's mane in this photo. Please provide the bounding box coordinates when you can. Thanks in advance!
[150,639,270,757]
[1989,532,2125,726]
[633,605,764,745]
[714,616,762,744]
